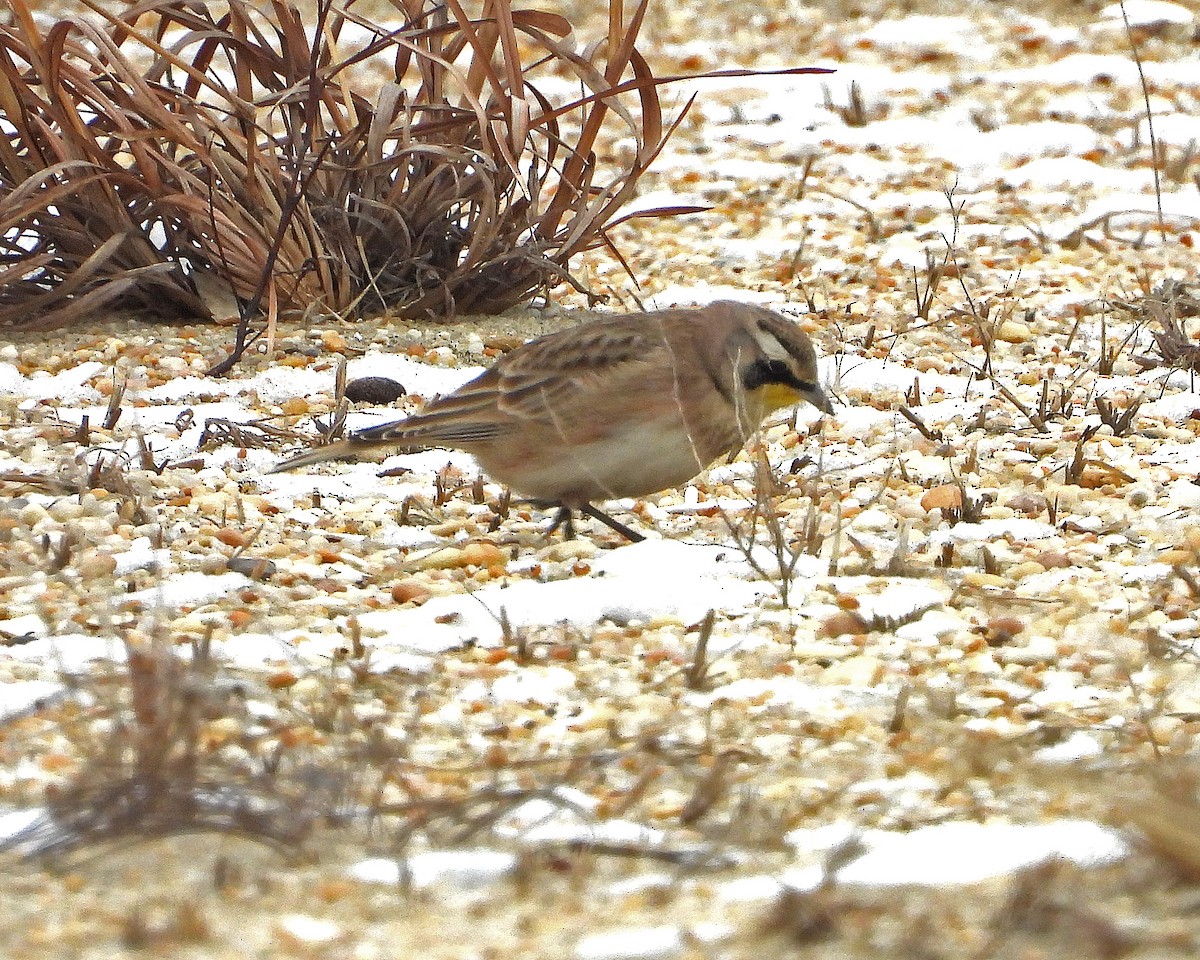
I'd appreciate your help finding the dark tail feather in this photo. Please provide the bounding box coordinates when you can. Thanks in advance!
[269,437,390,473]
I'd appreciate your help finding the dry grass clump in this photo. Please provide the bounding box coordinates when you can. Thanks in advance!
[0,0,824,362]
[1123,278,1200,374]
[3,635,346,859]
[0,0,616,334]
[0,619,733,866]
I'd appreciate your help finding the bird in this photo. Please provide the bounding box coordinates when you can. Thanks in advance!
[271,300,833,541]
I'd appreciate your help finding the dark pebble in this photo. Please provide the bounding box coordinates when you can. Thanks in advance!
[228,556,277,579]
[344,376,407,404]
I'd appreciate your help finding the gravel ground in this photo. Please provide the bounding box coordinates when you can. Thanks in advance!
[4,0,1200,957]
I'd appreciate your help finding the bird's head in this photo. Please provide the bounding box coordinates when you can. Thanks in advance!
[739,307,834,416]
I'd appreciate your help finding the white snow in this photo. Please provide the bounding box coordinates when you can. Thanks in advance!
[783,820,1128,887]
[356,540,776,652]
[347,850,518,891]
[1099,0,1194,27]
[122,571,252,611]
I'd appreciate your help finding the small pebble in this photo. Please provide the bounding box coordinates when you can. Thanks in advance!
[344,376,407,404]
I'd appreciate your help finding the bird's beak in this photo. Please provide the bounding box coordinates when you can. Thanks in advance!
[806,384,834,415]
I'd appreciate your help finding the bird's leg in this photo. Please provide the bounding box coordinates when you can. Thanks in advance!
[578,503,645,543]
[540,503,644,543]
[546,505,576,540]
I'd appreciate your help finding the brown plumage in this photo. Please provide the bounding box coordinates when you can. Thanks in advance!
[272,301,832,539]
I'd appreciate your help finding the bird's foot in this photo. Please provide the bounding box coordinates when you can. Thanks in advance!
[546,505,577,540]
[541,503,645,543]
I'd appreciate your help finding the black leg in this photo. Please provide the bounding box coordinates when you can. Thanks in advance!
[546,505,576,539]
[579,503,645,543]
[539,502,644,543]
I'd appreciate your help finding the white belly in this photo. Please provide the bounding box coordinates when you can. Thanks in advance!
[482,418,727,504]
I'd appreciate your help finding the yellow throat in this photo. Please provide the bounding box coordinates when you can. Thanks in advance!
[758,382,802,414]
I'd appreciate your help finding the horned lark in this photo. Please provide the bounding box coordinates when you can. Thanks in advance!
[272,300,832,540]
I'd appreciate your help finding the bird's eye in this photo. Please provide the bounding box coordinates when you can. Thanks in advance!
[743,357,808,393]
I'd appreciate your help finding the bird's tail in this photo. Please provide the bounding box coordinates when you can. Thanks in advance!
[269,436,397,473]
